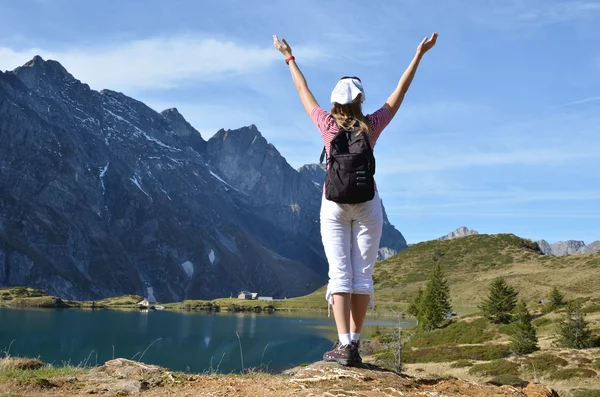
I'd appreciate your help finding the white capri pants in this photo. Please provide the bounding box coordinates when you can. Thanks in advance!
[320,191,384,313]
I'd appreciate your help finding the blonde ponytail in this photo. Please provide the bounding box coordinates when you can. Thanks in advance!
[331,95,370,135]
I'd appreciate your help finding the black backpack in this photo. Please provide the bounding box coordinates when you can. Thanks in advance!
[319,119,376,204]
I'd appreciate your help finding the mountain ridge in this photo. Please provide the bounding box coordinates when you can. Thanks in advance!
[0,56,407,301]
[536,239,600,256]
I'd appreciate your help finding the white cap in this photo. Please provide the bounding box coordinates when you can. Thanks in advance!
[330,77,365,105]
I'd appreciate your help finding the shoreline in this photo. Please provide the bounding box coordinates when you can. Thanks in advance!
[0,287,412,317]
[0,301,413,319]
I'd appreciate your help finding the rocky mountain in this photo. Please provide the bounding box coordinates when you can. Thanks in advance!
[0,56,407,301]
[438,226,479,241]
[536,239,600,256]
[297,164,408,260]
[581,240,600,255]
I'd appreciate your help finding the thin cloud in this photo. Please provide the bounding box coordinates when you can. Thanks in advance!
[0,35,326,92]
[559,96,600,107]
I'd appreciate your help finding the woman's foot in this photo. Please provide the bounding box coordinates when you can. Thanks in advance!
[323,341,353,366]
[351,341,362,365]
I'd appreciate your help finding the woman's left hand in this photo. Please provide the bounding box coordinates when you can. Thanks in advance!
[273,35,292,58]
[417,32,438,56]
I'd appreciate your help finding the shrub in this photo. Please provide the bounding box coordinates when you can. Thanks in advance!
[488,374,528,387]
[498,323,515,336]
[549,368,597,380]
[399,344,511,364]
[573,390,600,397]
[450,359,473,368]
[583,304,600,314]
[468,359,520,376]
[532,317,552,328]
[521,354,568,372]
[371,324,382,338]
[408,318,493,348]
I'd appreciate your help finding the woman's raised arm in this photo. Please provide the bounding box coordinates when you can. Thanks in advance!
[273,35,319,116]
[385,32,438,118]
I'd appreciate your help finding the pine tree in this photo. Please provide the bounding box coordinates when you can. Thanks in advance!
[557,302,594,349]
[407,288,423,318]
[479,277,518,324]
[549,286,565,308]
[418,263,452,331]
[510,300,539,355]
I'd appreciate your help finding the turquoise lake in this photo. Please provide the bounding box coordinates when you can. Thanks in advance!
[0,308,415,373]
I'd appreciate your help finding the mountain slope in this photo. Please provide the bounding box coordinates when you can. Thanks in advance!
[373,234,600,307]
[0,56,325,300]
[0,56,407,301]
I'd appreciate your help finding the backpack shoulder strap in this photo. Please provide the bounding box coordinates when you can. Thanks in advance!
[319,146,326,164]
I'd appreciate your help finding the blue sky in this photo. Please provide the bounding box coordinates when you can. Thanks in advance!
[1,0,599,244]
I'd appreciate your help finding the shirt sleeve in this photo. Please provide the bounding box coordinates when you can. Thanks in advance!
[310,107,337,142]
[367,106,392,143]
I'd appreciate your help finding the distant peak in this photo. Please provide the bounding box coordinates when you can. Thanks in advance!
[25,55,46,66]
[438,227,479,241]
[160,108,181,116]
[298,163,326,173]
[160,108,184,122]
[243,124,261,136]
[19,55,48,72]
[13,56,76,91]
[160,107,202,139]
[21,56,70,75]
[213,125,263,140]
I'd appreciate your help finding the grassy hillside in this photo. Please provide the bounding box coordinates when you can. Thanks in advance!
[374,234,600,310]
[284,233,600,315]
[364,234,600,395]
[0,287,143,309]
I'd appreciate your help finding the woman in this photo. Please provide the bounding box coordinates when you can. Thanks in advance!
[273,33,437,366]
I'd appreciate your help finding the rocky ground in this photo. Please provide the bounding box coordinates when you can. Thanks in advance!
[0,357,558,397]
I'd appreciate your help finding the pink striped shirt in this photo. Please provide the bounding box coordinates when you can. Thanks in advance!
[310,105,392,193]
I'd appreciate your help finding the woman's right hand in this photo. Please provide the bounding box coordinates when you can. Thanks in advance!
[417,32,438,56]
[273,35,293,58]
